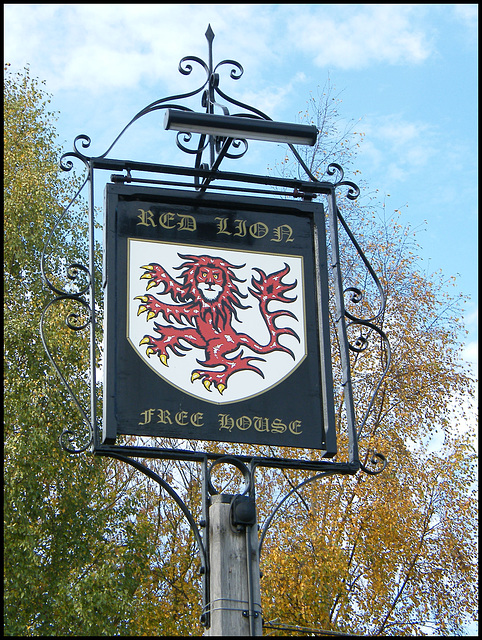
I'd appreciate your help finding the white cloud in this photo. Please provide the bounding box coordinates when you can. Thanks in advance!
[4,4,285,95]
[465,307,478,328]
[5,4,216,93]
[453,3,478,45]
[231,71,309,121]
[286,5,433,70]
[4,4,437,98]
[355,113,437,185]
[462,341,478,369]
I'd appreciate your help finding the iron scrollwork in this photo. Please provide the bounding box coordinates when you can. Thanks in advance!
[36,25,402,639]
[40,172,95,453]
[285,151,391,472]
[42,24,391,473]
[360,451,388,475]
[53,27,274,181]
[325,164,391,473]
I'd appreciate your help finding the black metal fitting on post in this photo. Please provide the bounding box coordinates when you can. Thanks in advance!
[231,494,257,530]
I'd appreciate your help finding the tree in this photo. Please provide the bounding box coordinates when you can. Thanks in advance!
[257,224,477,632]
[4,66,476,636]
[256,85,478,635]
[4,65,163,636]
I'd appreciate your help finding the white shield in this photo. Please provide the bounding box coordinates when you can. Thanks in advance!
[127,238,306,405]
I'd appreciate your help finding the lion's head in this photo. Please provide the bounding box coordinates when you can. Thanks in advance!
[176,254,249,327]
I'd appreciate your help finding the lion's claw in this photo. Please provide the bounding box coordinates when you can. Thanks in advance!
[191,370,228,395]
[139,336,169,366]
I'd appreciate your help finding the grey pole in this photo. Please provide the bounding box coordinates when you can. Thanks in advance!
[204,494,262,636]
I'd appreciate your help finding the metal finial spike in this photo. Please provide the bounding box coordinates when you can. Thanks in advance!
[206,25,215,76]
[205,24,214,42]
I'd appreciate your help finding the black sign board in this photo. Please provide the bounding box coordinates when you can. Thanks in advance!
[103,184,336,456]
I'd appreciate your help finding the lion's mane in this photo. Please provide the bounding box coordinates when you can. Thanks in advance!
[175,254,249,328]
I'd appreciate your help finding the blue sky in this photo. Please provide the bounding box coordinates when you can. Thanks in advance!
[4,4,477,367]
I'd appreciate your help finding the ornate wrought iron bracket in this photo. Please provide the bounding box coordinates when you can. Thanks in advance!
[41,27,390,468]
[41,26,390,473]
[37,23,397,638]
[322,164,391,473]
[40,173,96,453]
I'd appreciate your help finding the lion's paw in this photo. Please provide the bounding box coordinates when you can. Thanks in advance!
[191,371,226,394]
[139,336,169,366]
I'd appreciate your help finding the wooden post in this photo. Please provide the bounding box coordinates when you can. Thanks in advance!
[204,494,262,636]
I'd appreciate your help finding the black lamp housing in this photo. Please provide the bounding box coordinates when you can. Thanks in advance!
[164,109,318,146]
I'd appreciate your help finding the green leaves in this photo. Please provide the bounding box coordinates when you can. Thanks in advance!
[3,65,170,637]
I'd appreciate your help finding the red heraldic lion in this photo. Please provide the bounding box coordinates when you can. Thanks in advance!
[134,253,300,395]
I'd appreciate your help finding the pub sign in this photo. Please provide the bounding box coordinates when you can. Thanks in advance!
[103,184,336,455]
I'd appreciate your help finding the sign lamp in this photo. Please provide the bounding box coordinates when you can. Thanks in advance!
[163,108,318,146]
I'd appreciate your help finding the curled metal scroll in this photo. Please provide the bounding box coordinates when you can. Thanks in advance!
[59,136,91,172]
[222,137,249,159]
[40,294,94,453]
[360,451,388,475]
[179,54,210,79]
[176,131,210,155]
[214,58,244,81]
[316,165,391,474]
[327,163,361,201]
[40,166,94,453]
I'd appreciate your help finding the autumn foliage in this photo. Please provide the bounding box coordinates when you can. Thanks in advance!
[4,69,477,636]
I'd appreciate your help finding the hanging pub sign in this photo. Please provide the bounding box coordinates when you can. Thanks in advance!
[103,184,337,455]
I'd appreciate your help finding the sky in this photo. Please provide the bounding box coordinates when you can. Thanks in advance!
[4,4,477,355]
[5,3,477,388]
[4,4,477,357]
[4,4,478,633]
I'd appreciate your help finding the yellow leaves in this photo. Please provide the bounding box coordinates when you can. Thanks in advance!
[255,426,477,632]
